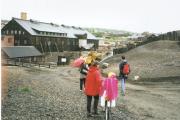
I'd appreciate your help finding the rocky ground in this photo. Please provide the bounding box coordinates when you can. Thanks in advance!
[2,40,180,120]
[104,40,180,120]
[2,66,137,120]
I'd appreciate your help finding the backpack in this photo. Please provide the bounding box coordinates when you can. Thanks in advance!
[80,64,88,75]
[123,63,130,75]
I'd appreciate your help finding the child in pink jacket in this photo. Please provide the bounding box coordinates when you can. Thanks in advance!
[100,72,118,107]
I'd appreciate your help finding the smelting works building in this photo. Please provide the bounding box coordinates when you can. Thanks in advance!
[1,18,99,54]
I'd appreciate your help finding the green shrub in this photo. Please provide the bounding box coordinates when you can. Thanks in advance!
[18,87,31,93]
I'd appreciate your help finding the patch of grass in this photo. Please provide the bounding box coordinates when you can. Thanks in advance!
[18,87,31,93]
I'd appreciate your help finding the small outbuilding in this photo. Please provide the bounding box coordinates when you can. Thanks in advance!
[1,46,43,64]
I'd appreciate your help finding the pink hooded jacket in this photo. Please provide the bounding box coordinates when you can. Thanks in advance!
[100,75,118,101]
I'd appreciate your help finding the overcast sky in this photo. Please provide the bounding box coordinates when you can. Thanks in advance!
[1,0,180,33]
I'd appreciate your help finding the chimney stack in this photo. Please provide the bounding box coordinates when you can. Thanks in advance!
[21,12,27,20]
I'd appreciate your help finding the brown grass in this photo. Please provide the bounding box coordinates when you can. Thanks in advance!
[1,66,9,103]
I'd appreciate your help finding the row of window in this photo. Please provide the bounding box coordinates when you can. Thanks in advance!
[3,30,25,35]
[4,38,79,46]
[34,37,78,46]
[14,39,27,45]
[35,40,78,46]
[2,29,67,37]
[39,31,67,37]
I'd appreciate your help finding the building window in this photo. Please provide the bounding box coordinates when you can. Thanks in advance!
[14,40,17,44]
[23,31,25,35]
[67,39,70,45]
[36,37,40,45]
[41,32,45,35]
[19,30,21,34]
[11,30,14,34]
[75,41,78,45]
[73,41,75,46]
[24,40,27,44]
[62,41,64,46]
[6,30,9,35]
[14,30,17,34]
[1,37,4,41]
[8,38,12,43]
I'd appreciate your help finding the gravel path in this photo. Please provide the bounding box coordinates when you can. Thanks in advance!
[2,66,137,120]
[3,40,180,120]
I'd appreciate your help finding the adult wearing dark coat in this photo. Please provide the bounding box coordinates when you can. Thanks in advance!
[119,55,130,96]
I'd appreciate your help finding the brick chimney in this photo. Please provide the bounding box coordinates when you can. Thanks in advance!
[21,12,27,20]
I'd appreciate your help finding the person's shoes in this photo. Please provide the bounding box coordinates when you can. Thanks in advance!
[92,111,99,116]
[87,113,93,117]
[80,89,82,92]
[93,112,99,116]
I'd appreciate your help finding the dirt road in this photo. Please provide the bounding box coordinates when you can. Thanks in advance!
[125,77,180,120]
[2,66,137,120]
[2,40,180,120]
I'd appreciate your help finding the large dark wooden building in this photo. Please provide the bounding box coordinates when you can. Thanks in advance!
[1,18,99,53]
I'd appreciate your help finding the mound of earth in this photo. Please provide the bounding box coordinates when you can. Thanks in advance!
[103,40,180,79]
[103,40,180,120]
[2,40,180,120]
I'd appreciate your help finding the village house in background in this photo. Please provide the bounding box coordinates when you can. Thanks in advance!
[1,46,43,64]
[1,13,99,65]
[1,13,99,54]
[1,13,180,64]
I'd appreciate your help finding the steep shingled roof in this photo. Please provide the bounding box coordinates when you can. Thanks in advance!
[13,18,98,40]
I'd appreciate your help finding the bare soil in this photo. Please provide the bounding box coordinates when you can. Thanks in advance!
[2,66,137,120]
[1,66,9,104]
[2,40,180,120]
[104,40,180,120]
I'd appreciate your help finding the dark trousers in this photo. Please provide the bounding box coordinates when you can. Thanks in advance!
[87,95,99,113]
[80,78,85,90]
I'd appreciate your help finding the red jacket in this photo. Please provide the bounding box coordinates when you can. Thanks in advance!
[85,66,102,96]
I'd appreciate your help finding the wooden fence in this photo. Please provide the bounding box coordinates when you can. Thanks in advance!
[2,59,57,68]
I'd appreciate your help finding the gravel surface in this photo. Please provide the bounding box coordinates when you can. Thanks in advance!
[102,40,180,120]
[2,66,138,120]
[2,40,180,120]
